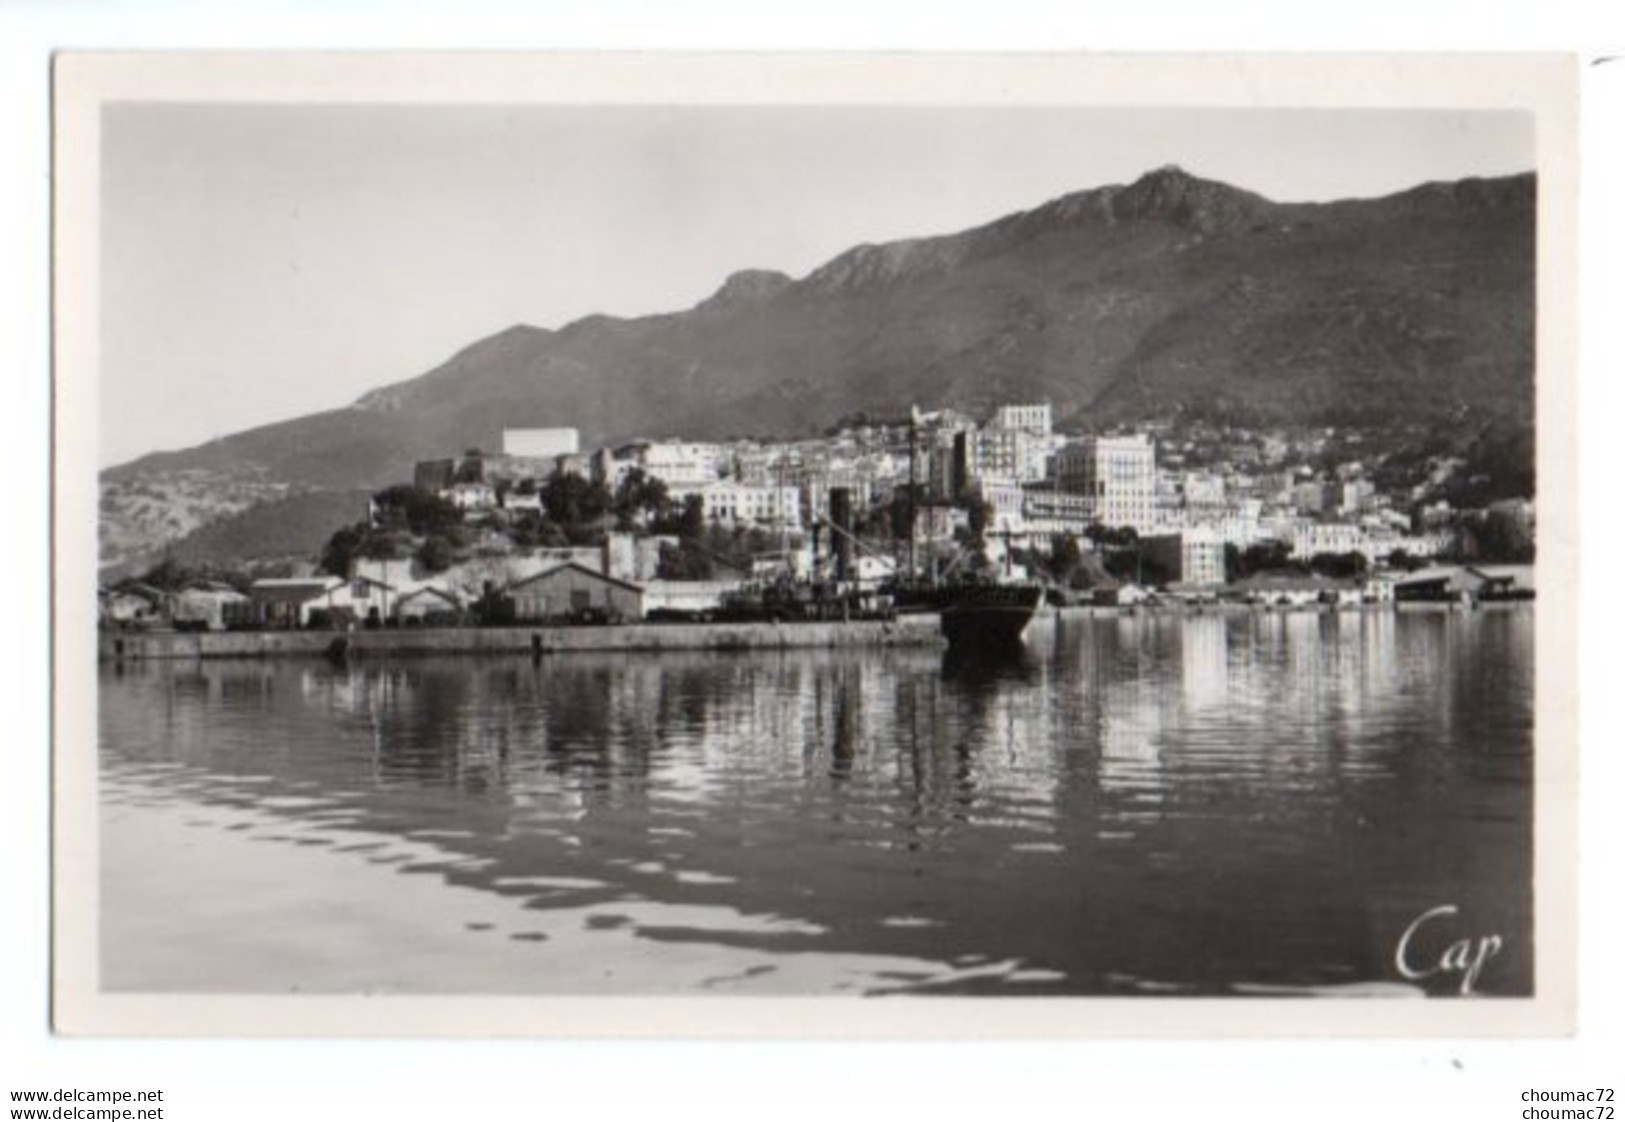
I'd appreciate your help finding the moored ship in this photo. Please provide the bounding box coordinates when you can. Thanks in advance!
[937,583,1045,651]
[892,580,1044,652]
[882,405,1046,654]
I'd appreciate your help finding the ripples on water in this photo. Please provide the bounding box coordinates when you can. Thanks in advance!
[99,608,1533,997]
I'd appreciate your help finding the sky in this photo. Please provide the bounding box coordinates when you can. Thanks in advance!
[100,104,1534,466]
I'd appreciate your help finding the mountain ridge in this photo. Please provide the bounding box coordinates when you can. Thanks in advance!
[100,165,1535,573]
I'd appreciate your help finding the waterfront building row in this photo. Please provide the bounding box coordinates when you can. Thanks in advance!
[401,404,1479,567]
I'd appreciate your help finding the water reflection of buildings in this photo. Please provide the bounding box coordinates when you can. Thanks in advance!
[1180,616,1228,713]
[1070,617,1172,790]
[105,661,282,768]
[99,611,1536,997]
[114,647,1121,840]
[107,611,1531,861]
[928,656,1067,832]
[1057,612,1400,803]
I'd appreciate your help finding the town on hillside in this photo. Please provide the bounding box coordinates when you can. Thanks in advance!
[100,405,1535,632]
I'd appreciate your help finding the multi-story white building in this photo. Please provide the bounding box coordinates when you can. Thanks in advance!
[1155,468,1184,526]
[1205,499,1268,548]
[635,441,725,495]
[991,403,1053,438]
[701,481,802,530]
[1184,471,1226,508]
[1339,479,1377,516]
[954,427,1047,492]
[1021,486,1093,539]
[1053,434,1158,532]
[502,488,543,514]
[974,482,1027,535]
[502,427,580,459]
[1292,521,1369,559]
[446,481,497,511]
[1393,533,1451,559]
[1144,527,1227,586]
[1291,520,1450,564]
[732,442,789,487]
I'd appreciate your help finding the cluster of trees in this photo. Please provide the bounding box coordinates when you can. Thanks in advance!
[1450,505,1535,564]
[1016,527,1175,589]
[1014,534,1091,589]
[525,467,703,536]
[1224,541,1298,580]
[655,525,778,581]
[820,410,904,437]
[1434,422,1535,514]
[317,468,720,580]
[613,471,706,537]
[122,557,255,593]
[1088,527,1174,588]
[1021,528,1448,590]
[1009,530,1470,590]
[1301,551,1370,580]
[320,485,469,577]
[1222,542,1377,582]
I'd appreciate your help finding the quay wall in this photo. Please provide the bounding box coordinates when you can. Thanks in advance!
[99,616,946,662]
[1046,601,1531,618]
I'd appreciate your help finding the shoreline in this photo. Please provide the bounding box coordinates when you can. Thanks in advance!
[97,599,1531,662]
[99,615,947,661]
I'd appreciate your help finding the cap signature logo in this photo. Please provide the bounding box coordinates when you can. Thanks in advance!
[1395,904,1504,996]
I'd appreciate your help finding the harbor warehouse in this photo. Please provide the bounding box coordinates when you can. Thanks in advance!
[507,563,645,622]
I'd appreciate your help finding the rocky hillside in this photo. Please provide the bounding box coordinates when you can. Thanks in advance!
[100,165,1535,573]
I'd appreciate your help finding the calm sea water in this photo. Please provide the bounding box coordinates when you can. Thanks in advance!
[99,608,1534,997]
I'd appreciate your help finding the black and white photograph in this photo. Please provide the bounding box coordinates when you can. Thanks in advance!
[51,53,1578,1037]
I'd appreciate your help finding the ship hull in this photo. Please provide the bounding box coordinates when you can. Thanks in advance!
[936,585,1044,652]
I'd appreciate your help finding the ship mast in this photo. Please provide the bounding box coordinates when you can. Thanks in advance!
[907,407,918,583]
[777,450,788,578]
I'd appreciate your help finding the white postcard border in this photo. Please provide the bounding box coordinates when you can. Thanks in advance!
[52,51,1580,1038]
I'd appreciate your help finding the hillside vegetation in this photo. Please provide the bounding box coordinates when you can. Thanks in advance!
[100,166,1536,573]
